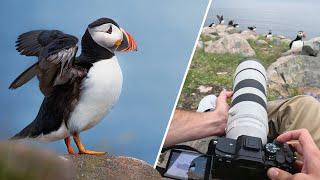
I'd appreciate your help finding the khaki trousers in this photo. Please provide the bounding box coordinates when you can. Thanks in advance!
[267,95,320,148]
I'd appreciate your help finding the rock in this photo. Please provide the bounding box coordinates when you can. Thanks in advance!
[302,37,320,56]
[197,41,203,49]
[217,32,229,37]
[0,142,74,180]
[205,33,256,57]
[226,27,241,34]
[214,24,228,33]
[240,30,258,40]
[0,142,161,180]
[278,35,287,39]
[204,40,213,47]
[267,55,320,96]
[197,85,213,94]
[256,39,268,45]
[202,25,229,37]
[66,154,161,180]
[202,27,216,35]
[207,34,217,39]
[216,72,228,75]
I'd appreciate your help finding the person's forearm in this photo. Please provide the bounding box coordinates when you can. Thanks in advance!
[164,109,226,147]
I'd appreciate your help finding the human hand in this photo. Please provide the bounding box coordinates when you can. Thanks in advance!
[215,89,233,121]
[205,89,232,135]
[267,129,320,180]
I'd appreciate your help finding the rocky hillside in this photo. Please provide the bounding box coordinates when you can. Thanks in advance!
[178,25,320,110]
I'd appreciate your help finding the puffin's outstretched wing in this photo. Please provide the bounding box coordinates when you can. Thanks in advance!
[216,15,221,21]
[10,30,82,96]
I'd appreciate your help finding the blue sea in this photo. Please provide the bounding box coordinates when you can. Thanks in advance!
[207,0,320,40]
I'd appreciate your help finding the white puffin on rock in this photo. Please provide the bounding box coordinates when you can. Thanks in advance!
[290,31,306,52]
[10,18,137,155]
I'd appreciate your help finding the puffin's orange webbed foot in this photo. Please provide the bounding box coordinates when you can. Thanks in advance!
[64,137,75,155]
[78,149,106,155]
[73,133,106,156]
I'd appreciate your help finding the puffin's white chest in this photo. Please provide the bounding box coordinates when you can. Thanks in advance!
[68,57,123,133]
[291,40,304,52]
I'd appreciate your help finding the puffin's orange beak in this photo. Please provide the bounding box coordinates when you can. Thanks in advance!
[303,33,306,39]
[116,29,137,52]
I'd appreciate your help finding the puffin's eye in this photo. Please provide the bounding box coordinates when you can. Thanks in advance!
[106,26,112,34]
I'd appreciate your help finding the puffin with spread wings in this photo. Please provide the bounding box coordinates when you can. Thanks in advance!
[10,17,137,155]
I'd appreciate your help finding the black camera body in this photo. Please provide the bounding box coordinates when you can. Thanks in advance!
[207,135,296,179]
[162,61,297,179]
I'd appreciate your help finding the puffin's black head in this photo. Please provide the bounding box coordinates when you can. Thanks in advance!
[81,17,137,59]
[297,31,306,39]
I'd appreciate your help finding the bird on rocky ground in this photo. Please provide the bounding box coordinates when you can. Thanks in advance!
[265,30,273,39]
[208,22,216,27]
[10,17,137,155]
[289,31,306,51]
[228,20,239,28]
[216,15,224,24]
[248,26,256,31]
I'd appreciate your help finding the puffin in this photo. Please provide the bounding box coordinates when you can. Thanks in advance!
[228,20,239,28]
[289,31,306,51]
[216,15,224,24]
[248,26,256,31]
[9,17,137,155]
[208,22,216,27]
[265,30,272,39]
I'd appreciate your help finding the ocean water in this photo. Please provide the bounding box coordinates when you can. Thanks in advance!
[206,0,320,39]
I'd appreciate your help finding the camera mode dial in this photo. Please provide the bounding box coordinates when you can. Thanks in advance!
[265,143,278,155]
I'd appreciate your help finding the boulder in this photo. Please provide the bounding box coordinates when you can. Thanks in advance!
[66,155,161,180]
[0,142,161,180]
[202,25,229,37]
[205,33,256,57]
[302,37,320,56]
[204,40,213,47]
[202,27,216,35]
[214,24,228,33]
[240,30,258,40]
[278,35,287,39]
[0,142,74,180]
[267,55,320,96]
[226,27,241,34]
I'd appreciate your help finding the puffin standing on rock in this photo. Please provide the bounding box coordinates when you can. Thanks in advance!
[208,22,216,27]
[248,26,256,31]
[265,30,273,39]
[290,31,306,51]
[10,18,137,155]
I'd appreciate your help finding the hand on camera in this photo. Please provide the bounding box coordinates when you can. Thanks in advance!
[267,129,320,180]
[210,89,233,135]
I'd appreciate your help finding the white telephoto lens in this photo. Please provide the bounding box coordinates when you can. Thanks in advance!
[226,60,268,144]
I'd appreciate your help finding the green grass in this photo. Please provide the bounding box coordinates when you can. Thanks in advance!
[178,34,290,110]
[182,50,243,94]
[248,35,290,67]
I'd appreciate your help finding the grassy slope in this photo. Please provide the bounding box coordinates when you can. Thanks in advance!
[178,35,290,110]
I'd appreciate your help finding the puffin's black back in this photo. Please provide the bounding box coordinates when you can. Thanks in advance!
[11,78,83,139]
